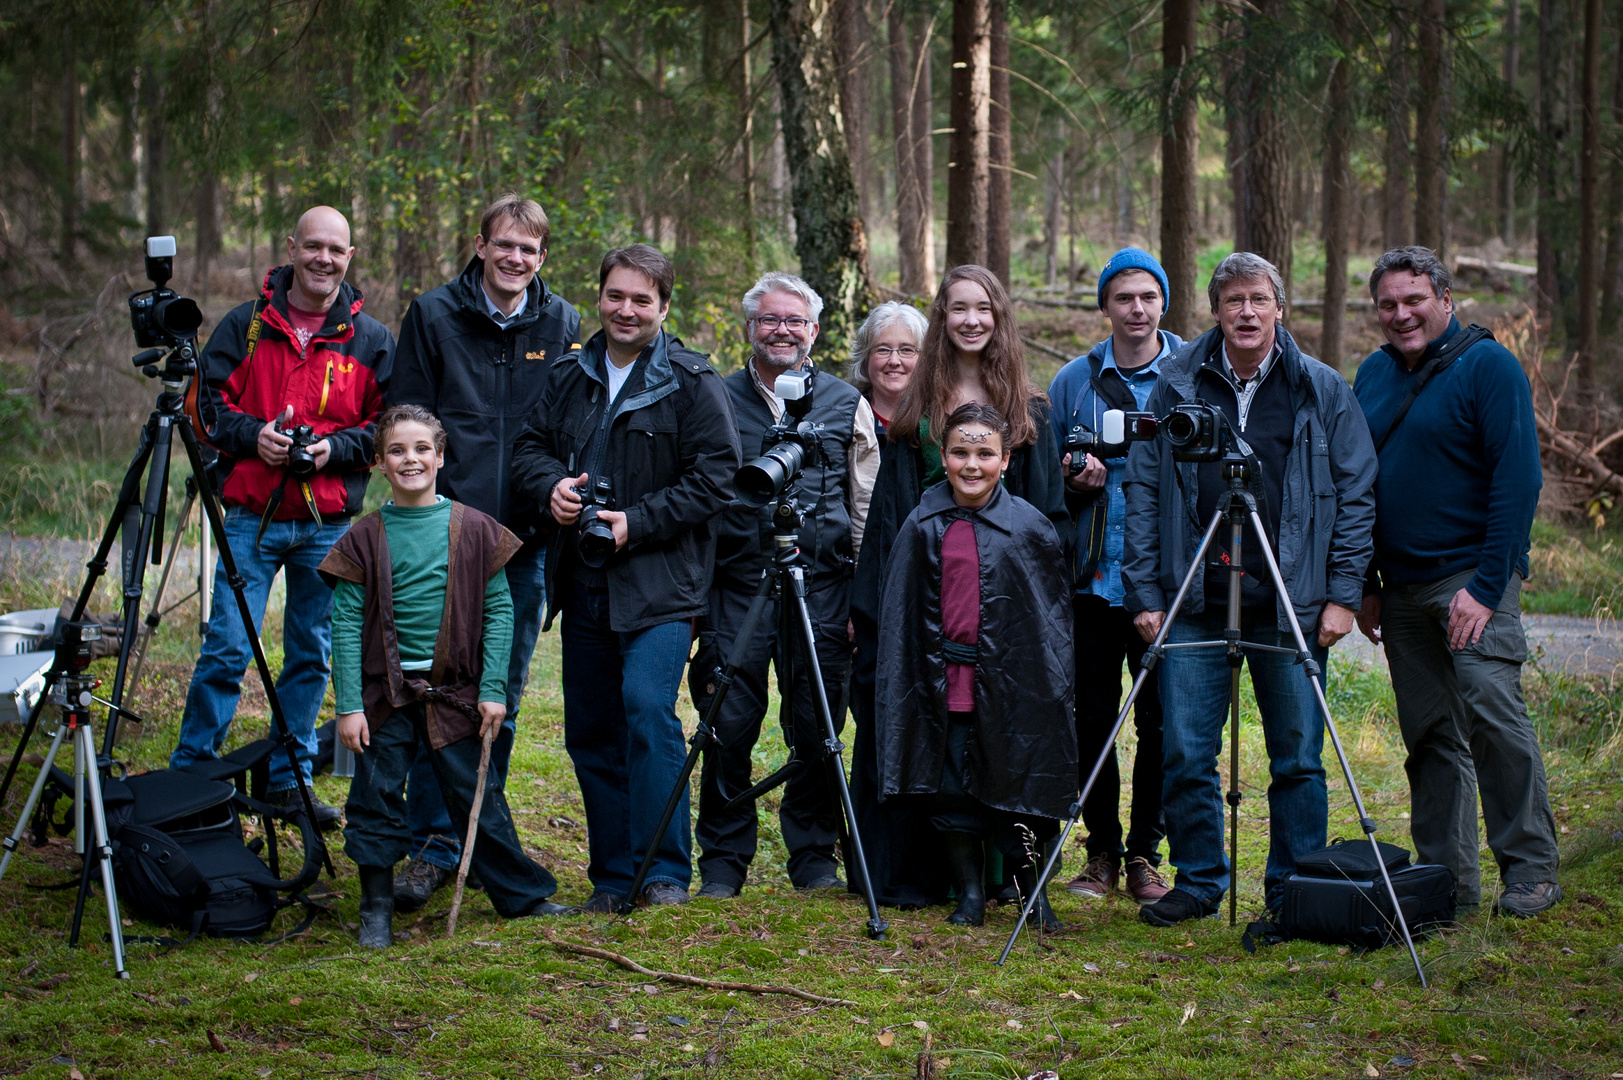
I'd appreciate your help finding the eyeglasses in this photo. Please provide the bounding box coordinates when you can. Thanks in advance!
[1220,294,1277,314]
[753,315,811,332]
[490,239,543,258]
[870,345,919,360]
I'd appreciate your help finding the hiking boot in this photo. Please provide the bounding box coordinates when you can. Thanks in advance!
[267,785,344,830]
[357,865,395,949]
[1139,887,1219,927]
[581,889,625,914]
[943,832,986,927]
[1124,858,1172,904]
[1497,881,1562,918]
[393,858,453,914]
[640,882,690,906]
[796,873,845,891]
[697,880,740,899]
[1065,853,1118,899]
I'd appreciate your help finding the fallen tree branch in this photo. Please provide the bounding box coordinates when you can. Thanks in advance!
[1535,412,1623,499]
[1020,336,1074,362]
[539,930,855,1007]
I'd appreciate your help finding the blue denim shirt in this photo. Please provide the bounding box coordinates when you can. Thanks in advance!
[1048,331,1178,605]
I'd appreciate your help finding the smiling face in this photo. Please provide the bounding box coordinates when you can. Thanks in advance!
[867,320,920,407]
[749,290,820,373]
[599,265,669,360]
[1376,270,1454,366]
[944,278,995,357]
[285,207,354,313]
[475,216,547,310]
[1104,269,1165,353]
[943,422,1009,508]
[377,419,444,507]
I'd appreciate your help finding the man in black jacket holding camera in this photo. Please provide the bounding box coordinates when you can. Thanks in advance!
[511,244,740,910]
[689,271,879,899]
[385,193,582,912]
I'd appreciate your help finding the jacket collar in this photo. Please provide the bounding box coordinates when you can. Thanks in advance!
[1378,314,1462,369]
[260,264,364,340]
[916,481,1016,534]
[577,328,681,417]
[1165,323,1311,406]
[455,256,546,331]
[1086,329,1179,377]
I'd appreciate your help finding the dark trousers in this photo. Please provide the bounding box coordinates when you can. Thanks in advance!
[1381,570,1560,904]
[1073,594,1165,866]
[693,578,849,889]
[930,713,1059,860]
[343,702,558,918]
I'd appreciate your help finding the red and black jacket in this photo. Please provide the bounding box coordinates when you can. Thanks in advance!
[197,265,393,519]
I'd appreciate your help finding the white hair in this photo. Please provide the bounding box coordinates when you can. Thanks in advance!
[848,302,928,395]
[742,271,825,322]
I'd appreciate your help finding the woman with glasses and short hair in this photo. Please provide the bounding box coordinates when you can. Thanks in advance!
[849,302,928,435]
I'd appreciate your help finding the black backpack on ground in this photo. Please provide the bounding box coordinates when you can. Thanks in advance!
[1270,839,1455,950]
[32,738,325,941]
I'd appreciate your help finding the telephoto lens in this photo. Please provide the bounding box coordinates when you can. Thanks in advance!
[735,440,806,508]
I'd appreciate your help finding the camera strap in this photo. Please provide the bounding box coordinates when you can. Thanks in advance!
[255,474,324,546]
[1371,323,1491,452]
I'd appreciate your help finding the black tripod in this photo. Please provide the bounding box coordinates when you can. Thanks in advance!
[0,333,335,950]
[622,497,888,940]
[998,447,1427,987]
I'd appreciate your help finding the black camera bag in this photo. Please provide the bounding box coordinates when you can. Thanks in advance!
[1278,839,1455,949]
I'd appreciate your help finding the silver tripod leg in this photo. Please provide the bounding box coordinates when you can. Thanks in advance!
[998,507,1228,965]
[1245,507,1428,988]
[0,720,69,882]
[75,721,129,978]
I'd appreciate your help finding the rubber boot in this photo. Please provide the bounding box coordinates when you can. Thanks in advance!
[358,865,395,949]
[943,832,986,927]
[1015,860,1063,934]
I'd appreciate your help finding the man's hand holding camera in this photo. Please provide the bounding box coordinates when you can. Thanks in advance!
[258,404,332,469]
[1062,451,1108,494]
[552,472,629,550]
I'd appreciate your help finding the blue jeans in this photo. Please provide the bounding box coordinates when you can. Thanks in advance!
[170,507,349,790]
[404,542,546,870]
[1159,609,1328,910]
[560,581,693,896]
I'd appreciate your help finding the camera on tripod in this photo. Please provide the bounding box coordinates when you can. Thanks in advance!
[1162,402,1231,463]
[128,237,203,353]
[278,422,321,479]
[1062,409,1158,474]
[576,476,618,568]
[736,367,819,508]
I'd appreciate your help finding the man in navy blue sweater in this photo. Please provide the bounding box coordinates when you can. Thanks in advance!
[1353,246,1560,918]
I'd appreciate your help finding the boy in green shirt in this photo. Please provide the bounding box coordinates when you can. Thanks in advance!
[322,404,573,948]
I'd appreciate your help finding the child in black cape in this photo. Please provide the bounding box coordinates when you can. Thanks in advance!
[875,402,1077,929]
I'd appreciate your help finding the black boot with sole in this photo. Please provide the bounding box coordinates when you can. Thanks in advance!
[944,832,986,927]
[358,865,395,949]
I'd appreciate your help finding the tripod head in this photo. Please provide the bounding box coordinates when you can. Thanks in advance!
[48,620,100,714]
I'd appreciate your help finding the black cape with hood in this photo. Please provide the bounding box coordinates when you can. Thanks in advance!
[876,482,1076,818]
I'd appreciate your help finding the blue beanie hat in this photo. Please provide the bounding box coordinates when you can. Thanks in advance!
[1097,247,1170,313]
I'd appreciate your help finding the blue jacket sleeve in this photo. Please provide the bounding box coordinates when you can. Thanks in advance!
[1466,344,1542,608]
[1320,372,1378,610]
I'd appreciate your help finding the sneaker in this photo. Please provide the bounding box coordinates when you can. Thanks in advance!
[640,882,690,906]
[393,858,453,914]
[697,880,740,899]
[796,873,845,891]
[1497,881,1562,918]
[1124,858,1171,904]
[1065,854,1118,898]
[267,786,343,830]
[581,889,624,914]
[1139,887,1219,927]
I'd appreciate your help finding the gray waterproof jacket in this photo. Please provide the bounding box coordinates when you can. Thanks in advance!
[1121,324,1377,634]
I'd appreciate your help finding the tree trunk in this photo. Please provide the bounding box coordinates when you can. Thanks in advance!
[1536,0,1562,326]
[832,0,874,220]
[1577,0,1600,383]
[1321,12,1354,372]
[769,0,877,350]
[1599,19,1623,333]
[1501,0,1520,244]
[946,0,990,269]
[1160,0,1200,340]
[986,0,1011,286]
[1044,137,1064,287]
[395,67,438,309]
[1222,13,1249,251]
[60,24,78,260]
[1244,0,1292,286]
[1382,7,1413,250]
[889,2,935,294]
[141,69,166,237]
[741,0,758,269]
[1414,0,1447,253]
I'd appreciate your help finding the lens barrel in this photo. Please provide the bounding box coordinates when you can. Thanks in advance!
[735,440,805,508]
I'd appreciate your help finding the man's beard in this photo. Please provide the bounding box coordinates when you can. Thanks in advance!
[753,340,809,370]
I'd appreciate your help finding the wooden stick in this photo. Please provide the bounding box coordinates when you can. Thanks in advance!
[446,724,496,939]
[539,930,855,1007]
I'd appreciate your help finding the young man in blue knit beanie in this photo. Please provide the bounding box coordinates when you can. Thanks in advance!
[1045,246,1181,906]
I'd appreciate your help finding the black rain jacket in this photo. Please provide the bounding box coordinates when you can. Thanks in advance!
[876,483,1076,819]
[509,329,742,634]
[387,257,582,540]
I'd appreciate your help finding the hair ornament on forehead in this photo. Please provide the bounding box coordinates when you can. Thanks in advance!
[956,426,992,443]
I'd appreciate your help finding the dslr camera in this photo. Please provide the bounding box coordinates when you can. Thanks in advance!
[277,422,321,479]
[1161,402,1229,463]
[576,476,618,568]
[1063,409,1158,474]
[128,236,203,352]
[735,367,820,508]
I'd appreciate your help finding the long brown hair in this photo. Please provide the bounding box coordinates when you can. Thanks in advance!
[888,264,1042,448]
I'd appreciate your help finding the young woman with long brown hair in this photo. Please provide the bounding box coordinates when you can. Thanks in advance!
[848,264,1070,912]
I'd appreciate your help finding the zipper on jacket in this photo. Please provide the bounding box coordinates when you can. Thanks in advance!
[318,356,334,414]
